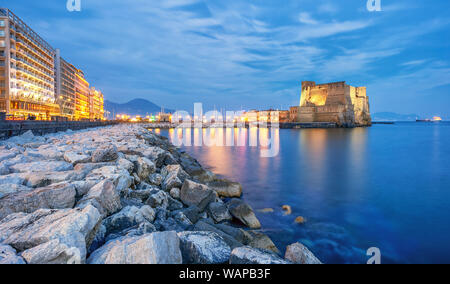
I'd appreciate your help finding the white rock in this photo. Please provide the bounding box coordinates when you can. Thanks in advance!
[87,231,182,264]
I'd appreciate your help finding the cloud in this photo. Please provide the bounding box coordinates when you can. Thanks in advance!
[298,12,319,25]
[7,0,448,115]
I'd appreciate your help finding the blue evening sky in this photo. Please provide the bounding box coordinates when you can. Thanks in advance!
[1,0,449,117]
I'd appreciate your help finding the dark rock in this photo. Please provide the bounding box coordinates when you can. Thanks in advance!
[180,180,217,211]
[178,231,231,264]
[227,199,261,229]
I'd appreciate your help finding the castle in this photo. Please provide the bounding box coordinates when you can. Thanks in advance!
[296,81,372,127]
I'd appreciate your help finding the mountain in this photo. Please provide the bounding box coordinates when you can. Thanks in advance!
[372,112,419,122]
[104,99,174,118]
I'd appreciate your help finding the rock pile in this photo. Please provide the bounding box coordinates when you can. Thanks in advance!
[0,125,321,264]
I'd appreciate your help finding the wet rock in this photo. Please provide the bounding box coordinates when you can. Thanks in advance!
[91,145,119,163]
[295,216,306,224]
[214,223,253,245]
[180,179,217,211]
[0,205,101,262]
[64,151,91,165]
[227,199,261,229]
[0,244,26,264]
[285,242,322,264]
[208,202,232,223]
[207,178,243,198]
[136,157,156,181]
[77,180,122,218]
[247,231,280,254]
[0,182,76,220]
[87,231,182,264]
[229,247,289,264]
[178,231,231,264]
[161,165,189,192]
[10,161,73,173]
[282,205,292,215]
[194,221,244,249]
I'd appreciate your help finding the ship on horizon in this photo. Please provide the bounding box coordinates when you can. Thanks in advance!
[416,116,443,122]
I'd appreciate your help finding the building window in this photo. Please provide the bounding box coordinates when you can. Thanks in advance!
[0,30,5,37]
[0,40,5,47]
[0,20,5,27]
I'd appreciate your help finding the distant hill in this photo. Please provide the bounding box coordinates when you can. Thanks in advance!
[372,112,418,122]
[104,99,174,118]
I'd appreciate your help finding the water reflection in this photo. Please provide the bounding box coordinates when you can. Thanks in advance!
[151,123,450,264]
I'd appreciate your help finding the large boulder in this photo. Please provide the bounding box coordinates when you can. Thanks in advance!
[145,190,169,209]
[285,242,322,264]
[180,180,217,211]
[227,199,261,229]
[193,221,244,249]
[9,161,73,173]
[178,231,231,264]
[64,151,91,165]
[0,205,101,263]
[136,157,156,181]
[161,165,189,192]
[247,231,279,254]
[0,244,26,264]
[91,145,119,163]
[0,182,76,220]
[77,180,122,218]
[208,202,232,223]
[207,178,243,198]
[87,231,182,264]
[117,158,134,173]
[102,206,155,236]
[20,239,82,264]
[229,247,289,264]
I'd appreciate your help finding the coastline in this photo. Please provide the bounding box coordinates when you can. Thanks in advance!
[0,124,321,264]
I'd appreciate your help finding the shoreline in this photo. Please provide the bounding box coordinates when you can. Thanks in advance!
[0,124,321,264]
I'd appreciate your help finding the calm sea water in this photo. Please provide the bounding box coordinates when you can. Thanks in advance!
[152,122,450,264]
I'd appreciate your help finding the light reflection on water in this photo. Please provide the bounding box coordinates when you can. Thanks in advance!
[152,123,450,264]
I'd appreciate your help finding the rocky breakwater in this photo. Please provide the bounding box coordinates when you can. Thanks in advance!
[0,125,321,264]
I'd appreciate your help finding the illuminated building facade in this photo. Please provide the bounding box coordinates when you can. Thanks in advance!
[89,87,104,120]
[55,49,76,118]
[74,70,90,120]
[0,8,105,121]
[0,8,59,120]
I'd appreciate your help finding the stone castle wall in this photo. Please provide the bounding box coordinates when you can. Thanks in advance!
[297,81,371,127]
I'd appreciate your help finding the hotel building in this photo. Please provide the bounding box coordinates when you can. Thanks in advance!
[89,87,104,120]
[0,8,59,120]
[0,8,105,121]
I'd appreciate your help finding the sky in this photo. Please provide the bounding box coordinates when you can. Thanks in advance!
[1,0,449,117]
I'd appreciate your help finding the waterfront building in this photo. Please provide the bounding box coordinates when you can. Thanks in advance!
[0,8,59,120]
[297,81,372,126]
[89,87,104,120]
[0,8,105,121]
[55,49,77,119]
[74,69,90,121]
